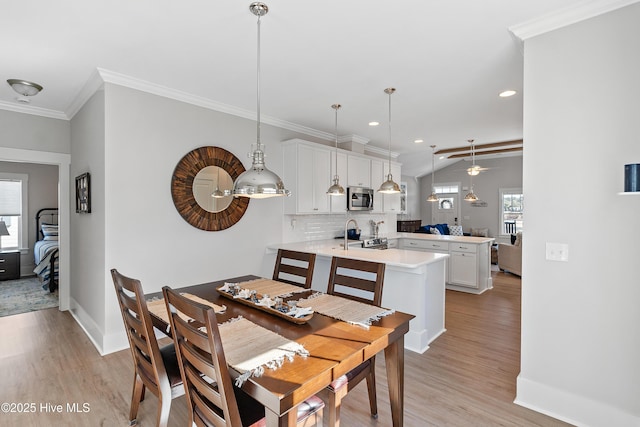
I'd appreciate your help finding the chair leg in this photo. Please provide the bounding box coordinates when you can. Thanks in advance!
[365,363,378,419]
[328,385,348,427]
[129,374,145,423]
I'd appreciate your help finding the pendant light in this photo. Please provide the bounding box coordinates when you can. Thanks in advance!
[464,139,479,201]
[378,88,401,194]
[327,104,345,196]
[232,2,290,198]
[427,145,439,202]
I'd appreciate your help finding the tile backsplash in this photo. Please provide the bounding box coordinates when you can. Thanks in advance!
[282,212,397,243]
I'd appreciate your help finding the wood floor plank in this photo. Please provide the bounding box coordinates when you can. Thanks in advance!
[0,271,571,426]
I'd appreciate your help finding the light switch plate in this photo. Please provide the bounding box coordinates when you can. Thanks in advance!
[546,242,569,262]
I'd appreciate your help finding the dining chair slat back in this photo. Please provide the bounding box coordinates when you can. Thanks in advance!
[162,287,264,427]
[163,286,325,427]
[325,257,386,427]
[111,269,184,427]
[326,257,385,306]
[273,249,316,289]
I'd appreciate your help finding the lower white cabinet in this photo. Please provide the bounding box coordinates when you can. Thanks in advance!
[449,251,477,288]
[400,238,492,294]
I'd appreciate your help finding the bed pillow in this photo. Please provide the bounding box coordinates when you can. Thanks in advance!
[41,224,59,240]
[429,227,441,235]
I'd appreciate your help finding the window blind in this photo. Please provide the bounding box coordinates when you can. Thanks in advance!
[0,180,22,216]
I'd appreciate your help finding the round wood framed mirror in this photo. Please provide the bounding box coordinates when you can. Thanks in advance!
[171,146,249,231]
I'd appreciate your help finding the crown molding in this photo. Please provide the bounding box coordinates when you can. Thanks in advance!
[65,68,334,140]
[509,0,640,41]
[364,144,400,160]
[0,100,68,120]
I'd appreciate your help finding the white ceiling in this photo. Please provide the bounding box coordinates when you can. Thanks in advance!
[0,0,628,176]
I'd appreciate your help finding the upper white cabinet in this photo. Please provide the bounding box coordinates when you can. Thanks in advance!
[370,159,385,212]
[283,140,331,214]
[347,155,371,188]
[283,139,402,215]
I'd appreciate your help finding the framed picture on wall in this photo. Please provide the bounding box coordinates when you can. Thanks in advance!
[75,172,91,213]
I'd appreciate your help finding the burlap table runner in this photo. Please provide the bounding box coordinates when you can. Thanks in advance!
[217,316,308,386]
[296,292,394,328]
[147,293,226,327]
[229,278,308,297]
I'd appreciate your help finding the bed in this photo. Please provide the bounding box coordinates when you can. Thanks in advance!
[33,208,59,292]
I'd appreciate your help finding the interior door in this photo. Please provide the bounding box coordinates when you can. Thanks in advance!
[432,191,460,226]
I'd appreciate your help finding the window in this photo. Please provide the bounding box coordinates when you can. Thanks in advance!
[499,188,523,236]
[0,173,28,250]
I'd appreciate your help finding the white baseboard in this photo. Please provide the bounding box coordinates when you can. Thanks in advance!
[68,297,105,355]
[515,375,639,426]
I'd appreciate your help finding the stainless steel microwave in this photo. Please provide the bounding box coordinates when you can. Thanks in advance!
[347,187,374,211]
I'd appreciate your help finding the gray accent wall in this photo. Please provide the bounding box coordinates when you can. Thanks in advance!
[419,155,523,240]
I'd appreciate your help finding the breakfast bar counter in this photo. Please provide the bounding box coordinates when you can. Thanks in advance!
[264,240,449,353]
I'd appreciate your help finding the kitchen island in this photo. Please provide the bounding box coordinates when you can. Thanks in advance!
[263,240,449,354]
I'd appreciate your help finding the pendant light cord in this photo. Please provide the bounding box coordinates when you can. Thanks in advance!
[387,90,392,176]
[256,12,262,152]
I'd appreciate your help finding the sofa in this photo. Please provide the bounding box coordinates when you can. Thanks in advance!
[498,232,522,276]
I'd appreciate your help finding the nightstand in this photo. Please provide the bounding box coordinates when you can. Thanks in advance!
[0,251,20,281]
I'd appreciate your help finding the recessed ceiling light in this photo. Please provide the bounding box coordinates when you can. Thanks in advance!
[439,156,445,160]
[499,90,517,97]
[414,139,423,143]
[369,121,379,126]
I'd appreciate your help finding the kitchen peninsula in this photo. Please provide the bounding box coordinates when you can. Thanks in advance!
[264,240,449,354]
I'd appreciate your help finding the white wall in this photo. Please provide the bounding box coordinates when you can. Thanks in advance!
[516,4,640,426]
[419,155,523,239]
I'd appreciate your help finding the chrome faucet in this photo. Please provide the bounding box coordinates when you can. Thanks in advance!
[344,218,359,251]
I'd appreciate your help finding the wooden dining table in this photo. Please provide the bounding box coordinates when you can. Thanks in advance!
[146,275,414,427]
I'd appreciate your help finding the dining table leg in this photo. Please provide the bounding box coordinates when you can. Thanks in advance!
[265,407,296,427]
[384,336,405,427]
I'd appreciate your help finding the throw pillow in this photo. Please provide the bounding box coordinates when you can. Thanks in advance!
[449,225,464,236]
[514,232,522,246]
[429,227,441,235]
[471,228,489,237]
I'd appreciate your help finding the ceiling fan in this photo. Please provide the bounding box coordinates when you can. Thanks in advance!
[435,139,523,174]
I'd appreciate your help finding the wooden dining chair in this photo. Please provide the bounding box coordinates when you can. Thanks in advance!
[162,286,325,427]
[325,257,386,427]
[110,269,184,427]
[272,249,317,289]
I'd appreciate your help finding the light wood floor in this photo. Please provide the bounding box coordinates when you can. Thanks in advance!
[0,271,571,426]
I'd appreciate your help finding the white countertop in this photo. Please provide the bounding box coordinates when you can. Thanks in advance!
[385,232,495,244]
[266,239,449,269]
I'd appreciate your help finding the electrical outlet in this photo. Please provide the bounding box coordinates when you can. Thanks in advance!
[546,242,569,262]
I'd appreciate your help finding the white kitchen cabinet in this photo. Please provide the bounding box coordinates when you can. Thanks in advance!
[370,158,385,212]
[399,237,493,294]
[283,140,331,214]
[449,250,477,288]
[347,155,371,188]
